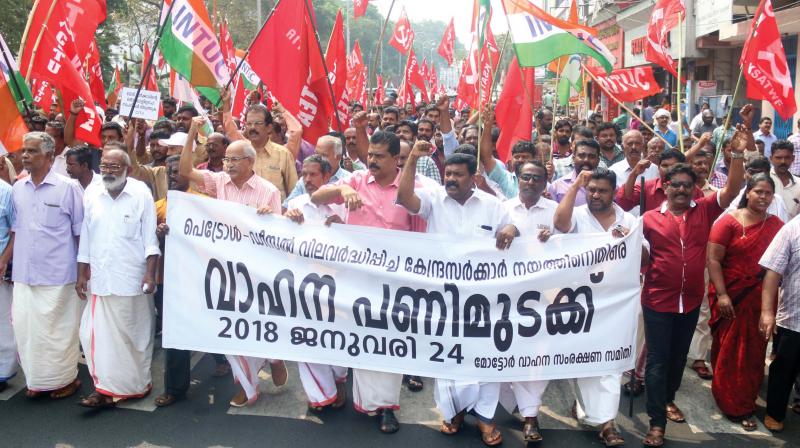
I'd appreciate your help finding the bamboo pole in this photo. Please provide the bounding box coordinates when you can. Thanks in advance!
[18,0,41,62]
[127,0,173,118]
[488,32,511,102]
[24,0,58,84]
[304,0,345,134]
[368,0,396,109]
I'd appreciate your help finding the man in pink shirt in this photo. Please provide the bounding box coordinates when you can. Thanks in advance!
[311,131,422,434]
[179,117,285,408]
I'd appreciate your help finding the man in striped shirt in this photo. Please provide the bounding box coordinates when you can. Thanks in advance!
[178,117,285,408]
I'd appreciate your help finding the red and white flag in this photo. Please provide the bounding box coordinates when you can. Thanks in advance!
[219,19,238,75]
[405,49,429,103]
[375,74,384,105]
[645,0,684,80]
[741,0,797,119]
[389,8,415,54]
[19,0,102,146]
[457,24,499,110]
[247,0,333,145]
[496,56,534,162]
[354,0,368,19]
[325,10,349,129]
[142,43,159,91]
[346,40,364,96]
[438,18,456,66]
[427,63,438,93]
[587,66,662,102]
[87,40,107,110]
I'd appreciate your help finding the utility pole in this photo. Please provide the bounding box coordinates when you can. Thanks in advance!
[257,0,262,27]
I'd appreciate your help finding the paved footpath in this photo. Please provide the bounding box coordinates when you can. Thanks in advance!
[2,341,800,447]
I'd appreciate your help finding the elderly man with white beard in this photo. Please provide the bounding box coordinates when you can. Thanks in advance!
[76,148,160,408]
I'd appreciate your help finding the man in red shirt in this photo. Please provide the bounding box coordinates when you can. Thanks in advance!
[616,148,704,214]
[640,125,750,447]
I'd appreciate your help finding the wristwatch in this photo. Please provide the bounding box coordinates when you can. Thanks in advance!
[731,152,744,159]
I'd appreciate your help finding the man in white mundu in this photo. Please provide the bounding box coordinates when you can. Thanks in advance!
[396,142,519,447]
[76,149,160,408]
[285,154,348,411]
[0,169,14,392]
[11,132,84,399]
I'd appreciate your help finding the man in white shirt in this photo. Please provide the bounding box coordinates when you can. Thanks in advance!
[64,145,102,191]
[76,149,160,408]
[770,140,800,218]
[500,160,557,443]
[397,142,518,447]
[609,130,659,189]
[753,117,777,158]
[553,167,649,447]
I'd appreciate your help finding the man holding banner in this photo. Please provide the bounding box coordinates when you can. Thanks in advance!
[397,141,518,446]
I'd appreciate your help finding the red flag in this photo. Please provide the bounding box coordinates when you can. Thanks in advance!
[19,0,102,146]
[107,66,122,107]
[325,10,348,129]
[645,0,684,80]
[231,75,247,121]
[31,78,54,112]
[375,74,384,105]
[741,0,797,119]
[397,77,414,110]
[142,43,159,91]
[65,0,107,59]
[421,59,429,82]
[219,19,237,75]
[87,40,107,110]
[496,57,534,162]
[405,49,429,103]
[354,0,368,19]
[438,18,456,66]
[389,8,415,54]
[458,25,499,110]
[587,66,662,102]
[247,0,333,145]
[346,40,364,96]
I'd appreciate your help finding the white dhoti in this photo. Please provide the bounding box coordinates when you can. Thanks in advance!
[226,355,268,403]
[688,270,711,361]
[434,379,500,421]
[352,369,402,414]
[80,294,154,398]
[12,283,80,390]
[573,374,622,426]
[298,362,348,406]
[499,380,550,418]
[0,283,16,381]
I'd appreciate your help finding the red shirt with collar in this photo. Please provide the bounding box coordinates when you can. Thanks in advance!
[642,192,724,313]
[615,177,704,213]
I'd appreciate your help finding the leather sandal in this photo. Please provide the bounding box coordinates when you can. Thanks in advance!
[598,422,624,446]
[440,411,465,435]
[331,382,347,409]
[622,379,644,396]
[691,361,713,380]
[522,416,542,442]
[379,409,400,434]
[666,402,686,423]
[50,379,81,399]
[405,375,423,392]
[79,391,116,408]
[154,393,181,407]
[764,415,784,432]
[740,415,758,432]
[476,420,503,446]
[642,426,665,447]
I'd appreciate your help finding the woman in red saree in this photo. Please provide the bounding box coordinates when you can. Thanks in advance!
[707,173,783,430]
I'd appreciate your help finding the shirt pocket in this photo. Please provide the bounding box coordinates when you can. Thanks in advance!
[37,203,65,228]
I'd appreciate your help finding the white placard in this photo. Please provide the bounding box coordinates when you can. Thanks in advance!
[119,87,161,121]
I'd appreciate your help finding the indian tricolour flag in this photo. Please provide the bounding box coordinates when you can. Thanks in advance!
[502,0,615,73]
[0,33,32,114]
[159,0,229,104]
[235,49,261,91]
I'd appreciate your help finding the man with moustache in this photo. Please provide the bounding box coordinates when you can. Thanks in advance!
[283,135,352,207]
[609,130,659,190]
[616,148,704,213]
[553,167,648,447]
[122,122,168,201]
[344,127,366,171]
[196,132,227,172]
[478,108,536,199]
[531,108,553,142]
[553,127,597,180]
[769,140,800,218]
[395,120,441,184]
[552,119,574,159]
[76,148,160,408]
[396,142,517,447]
[499,160,557,442]
[548,139,601,205]
[639,126,746,446]
[381,107,400,129]
[311,131,424,434]
[597,122,625,166]
[179,117,285,408]
[65,145,102,191]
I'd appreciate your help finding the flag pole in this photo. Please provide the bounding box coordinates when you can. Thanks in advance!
[18,0,41,63]
[369,0,397,109]
[24,0,59,84]
[303,0,345,134]
[1,48,32,116]
[488,32,511,103]
[676,11,685,153]
[582,63,672,148]
[127,0,174,119]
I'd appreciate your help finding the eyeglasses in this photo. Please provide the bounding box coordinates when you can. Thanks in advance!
[222,156,252,164]
[667,180,693,190]
[244,121,266,128]
[99,163,123,172]
[519,174,545,182]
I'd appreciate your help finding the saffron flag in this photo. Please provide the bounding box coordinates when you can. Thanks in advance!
[325,10,348,130]
[375,74,384,105]
[389,8,415,54]
[496,56,533,162]
[645,0,684,80]
[247,0,333,145]
[19,0,102,146]
[472,0,492,48]
[502,0,615,73]
[0,38,28,152]
[587,65,662,102]
[741,0,797,120]
[159,0,230,105]
[547,0,579,74]
[106,65,123,107]
[438,18,456,66]
[354,0,368,19]
[0,33,33,114]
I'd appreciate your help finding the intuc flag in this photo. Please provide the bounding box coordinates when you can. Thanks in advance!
[741,0,797,120]
[159,0,230,105]
[438,18,456,66]
[645,0,684,80]
[0,33,33,114]
[389,8,415,54]
[106,65,123,107]
[547,0,579,74]
[496,56,534,162]
[354,0,368,19]
[247,0,333,145]
[0,39,28,152]
[19,0,102,146]
[587,65,662,102]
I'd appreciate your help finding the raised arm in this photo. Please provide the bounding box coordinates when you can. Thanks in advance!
[616,159,650,211]
[221,88,244,142]
[718,124,748,208]
[65,99,84,147]
[685,132,711,162]
[179,117,207,185]
[351,111,370,165]
[554,170,591,233]
[479,104,497,173]
[280,104,302,160]
[397,141,430,214]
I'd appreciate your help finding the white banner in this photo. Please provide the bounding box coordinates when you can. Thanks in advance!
[119,87,161,121]
[164,192,642,382]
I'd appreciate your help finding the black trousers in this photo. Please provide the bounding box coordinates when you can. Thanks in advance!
[767,326,800,421]
[643,306,701,428]
[164,350,228,396]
